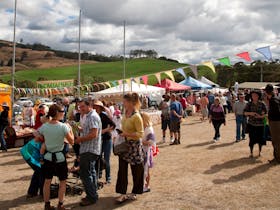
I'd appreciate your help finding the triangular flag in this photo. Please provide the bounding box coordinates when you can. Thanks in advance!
[217,57,231,67]
[142,75,148,86]
[111,81,117,87]
[126,78,131,90]
[202,61,216,73]
[155,73,161,84]
[236,52,251,62]
[256,46,273,60]
[118,80,123,86]
[189,65,198,78]
[134,77,141,86]
[176,68,186,78]
[104,82,111,88]
[164,71,175,81]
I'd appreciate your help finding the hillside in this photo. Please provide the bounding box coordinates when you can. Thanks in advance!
[0,58,188,85]
[0,40,96,75]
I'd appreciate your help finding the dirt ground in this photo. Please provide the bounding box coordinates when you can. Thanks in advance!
[0,113,279,210]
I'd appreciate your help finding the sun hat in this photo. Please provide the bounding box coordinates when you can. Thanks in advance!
[1,102,8,107]
[250,89,262,98]
[92,100,104,108]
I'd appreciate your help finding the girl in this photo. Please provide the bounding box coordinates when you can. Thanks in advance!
[141,112,157,193]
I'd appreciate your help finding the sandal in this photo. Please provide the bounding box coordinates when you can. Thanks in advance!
[116,195,129,204]
[127,193,137,201]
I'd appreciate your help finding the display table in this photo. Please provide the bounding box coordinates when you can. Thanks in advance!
[5,127,34,148]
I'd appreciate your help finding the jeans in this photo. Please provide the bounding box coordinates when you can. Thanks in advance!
[212,119,223,139]
[80,152,99,203]
[100,139,112,182]
[236,115,246,140]
[27,166,44,196]
[0,125,7,150]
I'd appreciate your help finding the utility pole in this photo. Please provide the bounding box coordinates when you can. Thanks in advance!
[11,0,17,108]
[123,21,126,95]
[77,9,81,97]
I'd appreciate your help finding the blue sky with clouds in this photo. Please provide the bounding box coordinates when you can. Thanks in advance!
[0,0,280,63]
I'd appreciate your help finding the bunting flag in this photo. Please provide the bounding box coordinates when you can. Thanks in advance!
[202,61,216,73]
[236,52,251,62]
[189,65,198,79]
[118,80,123,86]
[256,46,273,61]
[111,81,118,87]
[126,78,131,90]
[164,71,175,81]
[133,77,141,86]
[217,57,231,67]
[155,73,161,84]
[142,75,148,86]
[104,82,111,88]
[176,68,187,78]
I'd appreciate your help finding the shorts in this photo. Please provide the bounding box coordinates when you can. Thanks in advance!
[42,160,68,181]
[170,121,180,132]
[161,119,170,131]
[201,108,208,117]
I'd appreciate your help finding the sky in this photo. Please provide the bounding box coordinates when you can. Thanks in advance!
[1,0,280,64]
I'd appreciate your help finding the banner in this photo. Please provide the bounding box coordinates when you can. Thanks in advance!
[176,68,187,78]
[189,65,198,78]
[256,46,272,61]
[236,52,251,62]
[164,71,175,81]
[217,57,231,67]
[202,61,215,73]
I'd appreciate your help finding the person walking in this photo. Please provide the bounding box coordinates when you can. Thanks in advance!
[209,98,226,142]
[264,84,280,164]
[37,104,74,210]
[0,102,9,151]
[158,94,172,143]
[92,100,116,184]
[233,93,247,142]
[115,93,144,203]
[244,90,267,158]
[75,99,102,206]
[170,94,183,145]
[200,93,209,121]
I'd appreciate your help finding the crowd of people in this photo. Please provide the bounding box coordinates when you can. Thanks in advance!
[0,83,280,209]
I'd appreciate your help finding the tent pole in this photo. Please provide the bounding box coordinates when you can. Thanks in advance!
[77,9,81,97]
[11,0,17,111]
[123,21,126,95]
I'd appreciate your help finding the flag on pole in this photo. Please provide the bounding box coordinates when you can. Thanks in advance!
[256,46,273,60]
[236,52,251,62]
[142,75,148,86]
[176,68,186,78]
[155,73,161,84]
[189,65,198,78]
[164,70,175,81]
[217,57,231,67]
[202,61,216,73]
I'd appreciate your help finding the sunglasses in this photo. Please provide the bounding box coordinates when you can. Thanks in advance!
[58,110,65,113]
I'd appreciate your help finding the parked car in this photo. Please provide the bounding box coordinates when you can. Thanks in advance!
[16,97,34,106]
[38,98,54,106]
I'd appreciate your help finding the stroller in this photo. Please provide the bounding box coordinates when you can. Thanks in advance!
[50,144,106,198]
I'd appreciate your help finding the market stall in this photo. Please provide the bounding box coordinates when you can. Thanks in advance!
[4,126,35,148]
[0,83,12,118]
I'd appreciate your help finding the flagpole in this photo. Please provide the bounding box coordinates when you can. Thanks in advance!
[123,20,126,95]
[77,9,81,97]
[11,0,17,112]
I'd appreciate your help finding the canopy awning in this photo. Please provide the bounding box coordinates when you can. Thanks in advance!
[155,79,191,91]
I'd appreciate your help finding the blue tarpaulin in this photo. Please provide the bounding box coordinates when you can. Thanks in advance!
[179,76,212,90]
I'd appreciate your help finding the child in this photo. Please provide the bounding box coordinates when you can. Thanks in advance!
[141,112,158,193]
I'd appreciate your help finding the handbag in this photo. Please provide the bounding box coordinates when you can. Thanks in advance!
[113,136,129,156]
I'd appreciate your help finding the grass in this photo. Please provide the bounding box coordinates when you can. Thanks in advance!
[1,58,187,84]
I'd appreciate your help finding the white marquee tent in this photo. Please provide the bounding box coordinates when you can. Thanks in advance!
[94,82,165,99]
[199,76,220,87]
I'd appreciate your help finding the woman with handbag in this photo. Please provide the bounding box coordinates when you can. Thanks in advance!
[244,90,267,158]
[115,93,144,203]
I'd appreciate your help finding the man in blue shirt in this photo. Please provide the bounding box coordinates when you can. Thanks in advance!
[169,94,183,145]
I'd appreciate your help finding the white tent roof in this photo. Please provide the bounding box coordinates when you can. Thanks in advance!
[94,82,165,97]
[200,76,220,87]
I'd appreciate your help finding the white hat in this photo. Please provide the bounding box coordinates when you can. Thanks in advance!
[1,102,8,107]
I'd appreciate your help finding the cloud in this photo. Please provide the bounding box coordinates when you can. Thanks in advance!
[0,0,279,63]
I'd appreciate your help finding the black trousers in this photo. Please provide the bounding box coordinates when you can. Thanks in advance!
[212,119,224,139]
[116,157,144,195]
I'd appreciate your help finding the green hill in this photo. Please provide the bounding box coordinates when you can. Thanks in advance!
[1,58,189,85]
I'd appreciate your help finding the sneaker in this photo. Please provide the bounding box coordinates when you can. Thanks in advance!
[217,137,221,141]
[127,193,137,201]
[170,137,174,143]
[242,137,246,140]
[235,139,240,143]
[44,202,55,210]
[170,140,179,145]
